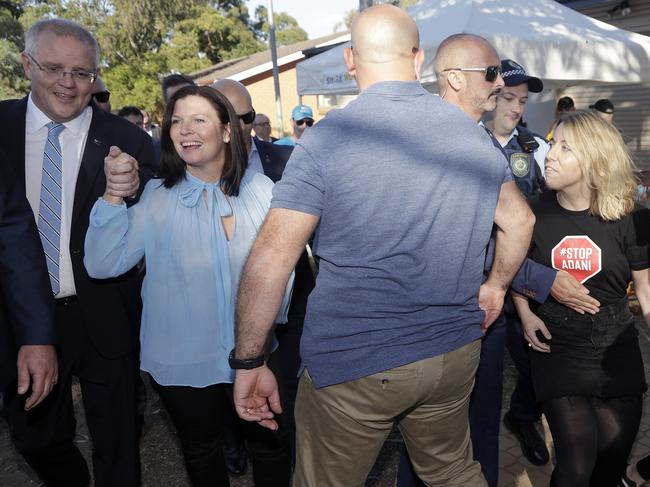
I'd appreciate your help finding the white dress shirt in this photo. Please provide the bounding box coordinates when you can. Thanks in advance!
[25,94,93,298]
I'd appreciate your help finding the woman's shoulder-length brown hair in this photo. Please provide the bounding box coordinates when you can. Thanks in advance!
[158,85,248,196]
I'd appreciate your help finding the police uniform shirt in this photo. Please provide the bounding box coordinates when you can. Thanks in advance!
[501,127,548,177]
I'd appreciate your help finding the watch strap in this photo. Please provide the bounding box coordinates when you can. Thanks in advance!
[228,349,265,370]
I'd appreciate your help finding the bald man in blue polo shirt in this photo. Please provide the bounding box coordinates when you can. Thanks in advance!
[231,5,534,486]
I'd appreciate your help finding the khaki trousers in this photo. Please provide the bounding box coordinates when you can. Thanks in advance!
[293,340,485,487]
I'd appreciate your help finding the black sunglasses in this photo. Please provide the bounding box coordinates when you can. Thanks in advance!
[442,65,502,82]
[238,109,256,125]
[296,119,314,127]
[92,91,110,103]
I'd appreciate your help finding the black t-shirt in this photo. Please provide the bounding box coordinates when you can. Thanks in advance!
[528,191,650,306]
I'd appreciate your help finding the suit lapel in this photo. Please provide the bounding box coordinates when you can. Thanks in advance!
[72,105,108,226]
[254,137,272,178]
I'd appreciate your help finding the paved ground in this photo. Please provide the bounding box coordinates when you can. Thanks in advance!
[2,311,649,486]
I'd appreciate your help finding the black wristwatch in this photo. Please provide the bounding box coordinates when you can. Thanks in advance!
[228,349,265,370]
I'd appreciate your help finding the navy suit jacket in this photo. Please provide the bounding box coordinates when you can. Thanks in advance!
[0,147,56,391]
[253,137,293,183]
[0,97,156,359]
[511,259,556,303]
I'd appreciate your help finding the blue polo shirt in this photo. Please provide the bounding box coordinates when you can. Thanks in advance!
[272,81,508,388]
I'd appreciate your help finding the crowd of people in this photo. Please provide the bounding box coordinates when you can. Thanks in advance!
[1,4,650,487]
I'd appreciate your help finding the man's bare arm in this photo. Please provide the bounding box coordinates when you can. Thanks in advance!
[235,208,320,359]
[490,181,534,288]
[480,181,535,328]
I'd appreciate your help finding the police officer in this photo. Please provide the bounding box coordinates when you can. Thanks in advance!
[484,58,551,468]
[485,59,548,196]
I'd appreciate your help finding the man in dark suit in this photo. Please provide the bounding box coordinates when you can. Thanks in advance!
[252,113,278,142]
[0,18,155,487]
[254,137,292,183]
[211,79,292,182]
[0,147,57,409]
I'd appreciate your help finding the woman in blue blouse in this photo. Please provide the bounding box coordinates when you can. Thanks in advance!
[84,86,292,486]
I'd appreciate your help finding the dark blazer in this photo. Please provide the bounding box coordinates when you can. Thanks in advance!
[254,138,293,183]
[0,98,156,359]
[511,259,557,303]
[0,147,56,391]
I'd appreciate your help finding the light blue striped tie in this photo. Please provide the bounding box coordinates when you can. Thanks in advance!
[38,122,65,295]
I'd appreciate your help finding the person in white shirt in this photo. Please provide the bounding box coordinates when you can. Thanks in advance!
[0,18,155,487]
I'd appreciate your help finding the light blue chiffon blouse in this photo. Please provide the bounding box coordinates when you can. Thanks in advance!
[84,170,293,387]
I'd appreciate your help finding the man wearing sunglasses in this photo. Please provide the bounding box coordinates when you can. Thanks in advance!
[253,113,276,142]
[399,35,599,487]
[212,79,294,182]
[274,104,314,147]
[397,33,518,487]
[91,75,111,112]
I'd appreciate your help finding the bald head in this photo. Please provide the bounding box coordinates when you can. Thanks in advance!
[345,4,422,90]
[211,79,254,153]
[352,4,419,64]
[211,79,252,116]
[434,34,498,78]
[434,34,503,121]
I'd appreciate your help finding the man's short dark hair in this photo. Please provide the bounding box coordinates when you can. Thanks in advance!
[557,96,575,112]
[118,106,143,119]
[161,74,196,101]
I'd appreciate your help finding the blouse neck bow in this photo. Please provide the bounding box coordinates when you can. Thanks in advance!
[179,171,233,217]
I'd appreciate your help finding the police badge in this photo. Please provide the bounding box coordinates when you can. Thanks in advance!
[509,153,530,178]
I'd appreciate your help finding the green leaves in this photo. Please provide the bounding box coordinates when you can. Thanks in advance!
[252,5,308,46]
[0,0,308,121]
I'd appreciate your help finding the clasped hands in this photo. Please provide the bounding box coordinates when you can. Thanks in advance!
[103,146,140,202]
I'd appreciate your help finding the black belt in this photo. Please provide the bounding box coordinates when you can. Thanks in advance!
[55,296,78,307]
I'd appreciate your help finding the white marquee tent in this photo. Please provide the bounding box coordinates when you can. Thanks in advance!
[296,0,650,95]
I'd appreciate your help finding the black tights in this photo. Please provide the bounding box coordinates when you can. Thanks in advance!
[543,395,642,487]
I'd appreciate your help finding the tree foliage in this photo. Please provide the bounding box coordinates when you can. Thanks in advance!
[0,1,28,99]
[0,0,306,120]
[252,5,308,46]
[335,0,419,32]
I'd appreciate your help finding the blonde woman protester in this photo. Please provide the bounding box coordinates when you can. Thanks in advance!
[512,111,650,487]
[84,85,293,486]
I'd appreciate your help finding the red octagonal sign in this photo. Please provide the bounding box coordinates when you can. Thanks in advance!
[551,235,602,284]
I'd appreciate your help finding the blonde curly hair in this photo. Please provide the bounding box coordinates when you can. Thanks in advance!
[558,111,639,221]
